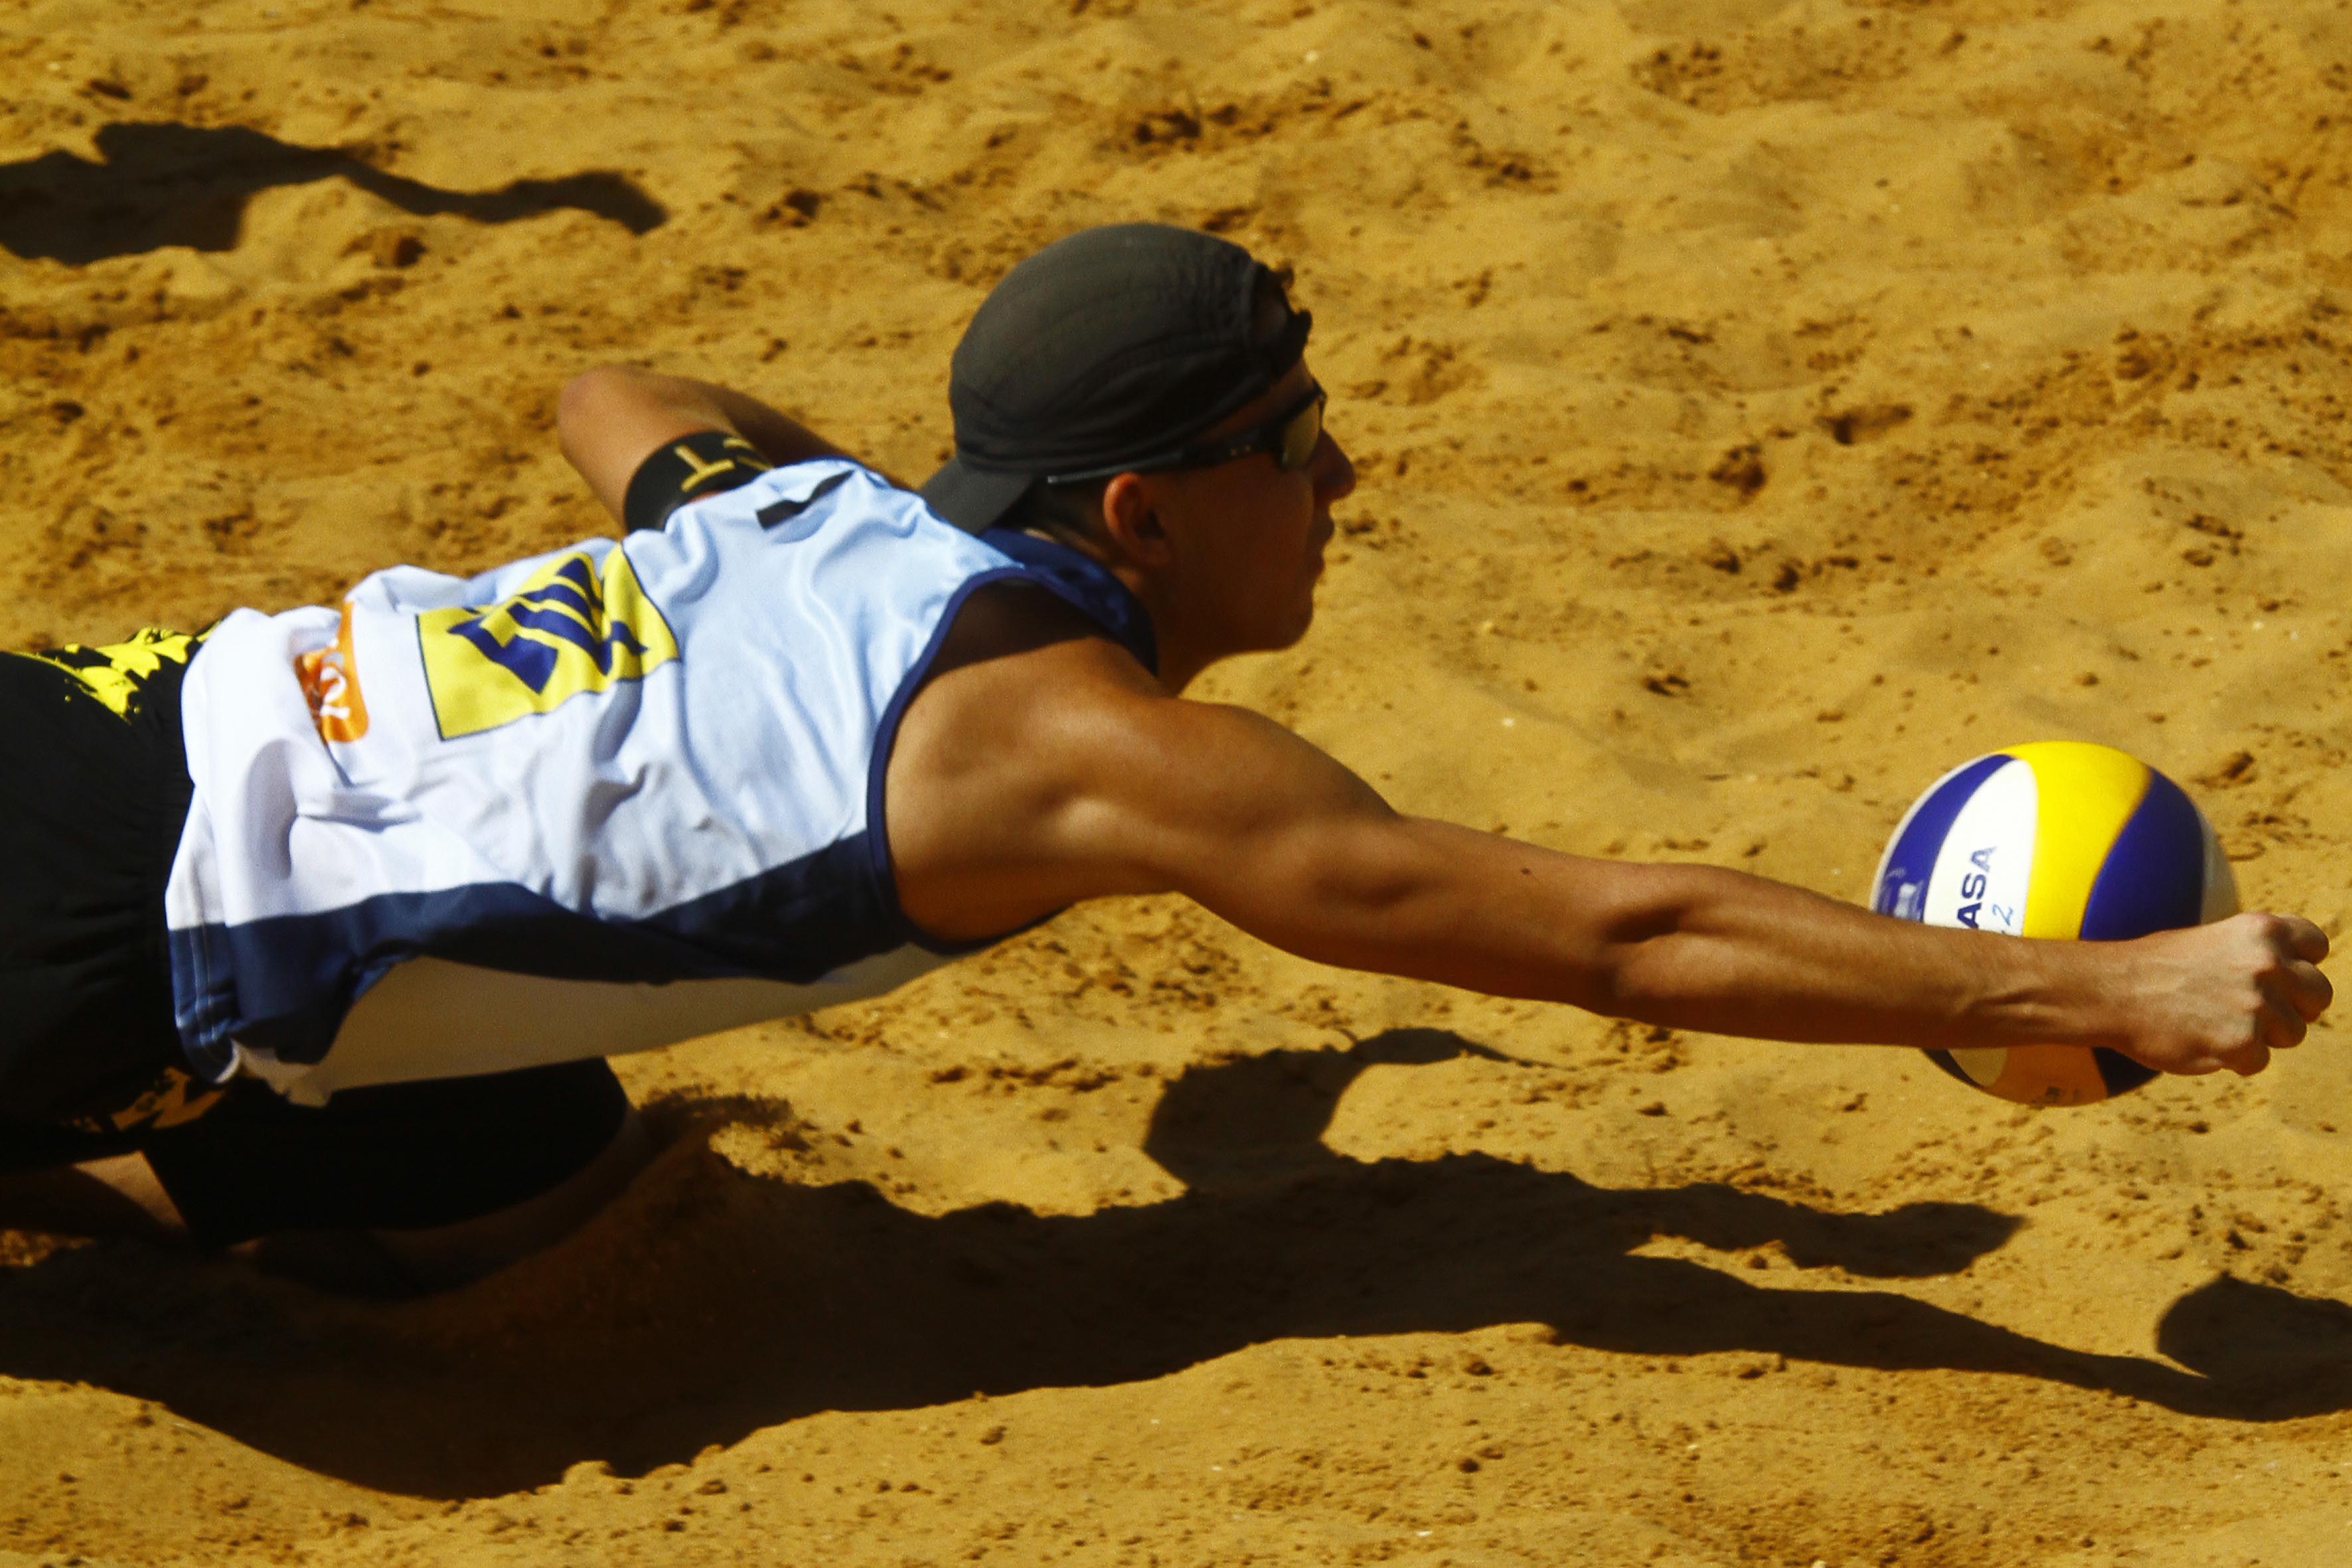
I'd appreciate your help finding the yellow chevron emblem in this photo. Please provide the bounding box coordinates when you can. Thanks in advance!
[419,549,678,739]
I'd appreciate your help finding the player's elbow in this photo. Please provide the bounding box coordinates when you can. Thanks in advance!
[558,366,612,454]
[1194,811,1420,958]
[558,364,644,437]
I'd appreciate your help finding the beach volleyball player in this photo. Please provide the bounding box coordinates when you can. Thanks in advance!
[0,224,2330,1283]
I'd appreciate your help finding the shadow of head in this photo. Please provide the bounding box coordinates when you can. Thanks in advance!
[2156,1275,2352,1416]
[0,121,665,266]
[1138,1030,2017,1279]
[1693,1193,2021,1280]
[1142,1028,1521,1186]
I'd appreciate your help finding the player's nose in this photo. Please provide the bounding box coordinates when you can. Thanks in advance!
[1312,428,1357,505]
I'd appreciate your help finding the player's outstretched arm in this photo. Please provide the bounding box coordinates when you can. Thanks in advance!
[1017,679,2330,1079]
[556,364,848,522]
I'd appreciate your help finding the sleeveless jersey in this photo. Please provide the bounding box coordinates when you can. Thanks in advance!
[163,459,1152,1105]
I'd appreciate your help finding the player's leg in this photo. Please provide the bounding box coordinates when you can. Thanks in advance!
[0,637,651,1290]
[358,1096,651,1284]
[3,1067,651,1292]
[131,1060,650,1292]
[0,1154,186,1241]
[0,637,208,1231]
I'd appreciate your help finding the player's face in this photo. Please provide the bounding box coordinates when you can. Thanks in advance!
[1149,358,1356,657]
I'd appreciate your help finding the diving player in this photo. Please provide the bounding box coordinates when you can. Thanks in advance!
[1,224,2329,1286]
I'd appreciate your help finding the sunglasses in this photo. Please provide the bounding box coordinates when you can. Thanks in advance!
[1044,384,1328,486]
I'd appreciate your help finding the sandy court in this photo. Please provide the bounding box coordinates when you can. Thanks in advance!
[7,0,2352,1561]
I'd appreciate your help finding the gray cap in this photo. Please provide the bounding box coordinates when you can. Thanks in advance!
[921,222,1311,533]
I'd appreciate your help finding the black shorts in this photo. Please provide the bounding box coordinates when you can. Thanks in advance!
[1,637,628,1247]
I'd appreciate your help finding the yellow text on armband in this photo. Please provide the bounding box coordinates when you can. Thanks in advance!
[674,434,773,494]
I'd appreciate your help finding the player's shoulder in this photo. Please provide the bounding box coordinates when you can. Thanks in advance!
[927,581,1163,711]
[897,583,1176,781]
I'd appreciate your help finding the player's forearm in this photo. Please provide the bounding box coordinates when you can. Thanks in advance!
[1558,856,2134,1050]
[1113,703,2315,1070]
[556,365,845,516]
[1249,817,2137,1052]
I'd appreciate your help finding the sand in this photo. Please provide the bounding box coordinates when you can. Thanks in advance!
[7,0,2352,1561]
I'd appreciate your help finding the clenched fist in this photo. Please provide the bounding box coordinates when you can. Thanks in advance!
[2111,912,2333,1077]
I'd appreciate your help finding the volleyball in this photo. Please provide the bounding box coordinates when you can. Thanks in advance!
[1871,741,2238,1105]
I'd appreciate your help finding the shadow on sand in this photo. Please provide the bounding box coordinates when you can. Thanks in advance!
[3,1029,2348,1497]
[0,121,665,265]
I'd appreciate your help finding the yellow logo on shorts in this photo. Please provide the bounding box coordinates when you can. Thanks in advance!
[29,626,198,719]
[65,1066,228,1138]
[418,549,678,739]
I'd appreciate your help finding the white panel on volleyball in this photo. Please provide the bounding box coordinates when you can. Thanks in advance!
[2198,809,2242,923]
[1920,759,2035,937]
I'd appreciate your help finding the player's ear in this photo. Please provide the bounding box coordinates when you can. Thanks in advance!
[1099,472,1172,567]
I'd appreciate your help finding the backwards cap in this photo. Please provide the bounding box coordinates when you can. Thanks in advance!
[919,222,1312,534]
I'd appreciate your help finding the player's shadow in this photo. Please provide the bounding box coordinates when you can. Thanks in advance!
[3,1028,2350,1498]
[0,121,665,265]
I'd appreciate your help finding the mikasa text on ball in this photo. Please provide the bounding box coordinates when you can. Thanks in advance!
[1871,741,2238,1106]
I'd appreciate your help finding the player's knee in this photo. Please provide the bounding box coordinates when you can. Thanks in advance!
[362,1106,652,1289]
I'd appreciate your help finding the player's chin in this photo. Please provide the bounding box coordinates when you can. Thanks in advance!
[1291,568,1327,629]
[1247,598,1318,654]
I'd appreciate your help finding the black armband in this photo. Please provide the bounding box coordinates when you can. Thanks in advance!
[620,430,775,533]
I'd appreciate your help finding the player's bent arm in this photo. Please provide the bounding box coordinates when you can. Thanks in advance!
[556,364,849,522]
[1054,694,2329,1079]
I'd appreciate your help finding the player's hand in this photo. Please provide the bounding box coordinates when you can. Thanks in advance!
[2114,912,2332,1077]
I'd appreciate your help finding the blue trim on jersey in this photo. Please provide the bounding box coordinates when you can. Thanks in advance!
[861,568,1027,959]
[980,527,1158,674]
[859,534,1158,956]
[174,834,898,1074]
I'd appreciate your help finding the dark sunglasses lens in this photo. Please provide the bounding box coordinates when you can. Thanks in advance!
[1278,397,1323,471]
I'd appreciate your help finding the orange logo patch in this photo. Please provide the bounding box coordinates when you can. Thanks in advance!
[295,601,370,742]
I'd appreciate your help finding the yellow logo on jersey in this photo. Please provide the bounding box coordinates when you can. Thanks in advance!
[418,548,678,740]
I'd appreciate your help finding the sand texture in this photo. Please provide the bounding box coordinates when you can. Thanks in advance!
[8,0,2352,1562]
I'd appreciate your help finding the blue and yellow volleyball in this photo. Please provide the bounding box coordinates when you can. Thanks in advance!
[1871,742,2238,1106]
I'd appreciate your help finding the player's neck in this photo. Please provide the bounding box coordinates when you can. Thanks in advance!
[1011,526,1232,694]
[1114,577,1237,695]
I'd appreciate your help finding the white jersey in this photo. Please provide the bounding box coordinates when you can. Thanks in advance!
[163,459,1153,1105]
